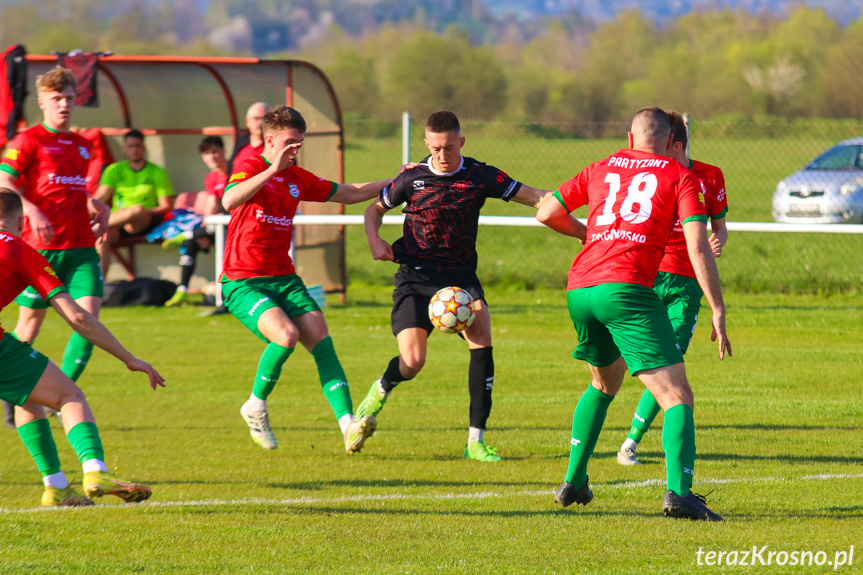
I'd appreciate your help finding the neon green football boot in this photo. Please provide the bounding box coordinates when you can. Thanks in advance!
[355,377,389,420]
[164,289,189,307]
[344,414,377,454]
[42,485,95,507]
[161,232,188,250]
[83,471,152,503]
[464,440,502,462]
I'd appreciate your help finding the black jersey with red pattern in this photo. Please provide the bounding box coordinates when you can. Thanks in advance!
[380,155,521,272]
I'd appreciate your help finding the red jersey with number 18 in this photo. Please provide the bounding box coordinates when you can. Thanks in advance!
[657,159,728,278]
[0,124,94,250]
[0,231,65,334]
[221,156,337,280]
[557,149,707,290]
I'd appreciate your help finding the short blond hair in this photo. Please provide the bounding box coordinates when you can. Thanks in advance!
[36,66,77,96]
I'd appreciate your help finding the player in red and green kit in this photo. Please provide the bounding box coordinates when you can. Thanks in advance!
[617,111,730,466]
[0,66,109,393]
[0,189,163,507]
[537,107,731,521]
[222,106,394,453]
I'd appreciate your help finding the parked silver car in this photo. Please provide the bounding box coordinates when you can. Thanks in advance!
[772,138,863,224]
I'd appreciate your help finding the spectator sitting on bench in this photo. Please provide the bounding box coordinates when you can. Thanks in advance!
[94,129,174,276]
[162,135,229,307]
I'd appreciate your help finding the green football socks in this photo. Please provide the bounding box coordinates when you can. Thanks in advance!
[66,421,105,464]
[17,419,61,476]
[311,336,352,419]
[564,384,615,488]
[61,333,94,382]
[627,389,663,443]
[252,343,294,400]
[663,403,696,496]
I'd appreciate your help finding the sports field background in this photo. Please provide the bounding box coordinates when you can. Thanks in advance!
[344,119,863,293]
[1,123,862,573]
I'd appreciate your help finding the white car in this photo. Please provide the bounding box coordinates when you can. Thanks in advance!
[772,138,863,224]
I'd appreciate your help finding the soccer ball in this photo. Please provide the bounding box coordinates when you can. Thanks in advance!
[428,286,476,334]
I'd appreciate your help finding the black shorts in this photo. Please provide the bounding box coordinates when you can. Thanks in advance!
[119,217,162,240]
[391,265,485,336]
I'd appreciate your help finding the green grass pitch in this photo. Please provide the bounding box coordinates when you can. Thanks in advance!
[1,286,861,574]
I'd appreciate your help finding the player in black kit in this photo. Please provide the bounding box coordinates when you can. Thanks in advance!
[356,110,585,461]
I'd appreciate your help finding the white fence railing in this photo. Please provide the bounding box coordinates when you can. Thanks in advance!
[206,215,863,304]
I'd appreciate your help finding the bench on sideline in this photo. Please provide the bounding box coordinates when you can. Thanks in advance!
[110,190,209,280]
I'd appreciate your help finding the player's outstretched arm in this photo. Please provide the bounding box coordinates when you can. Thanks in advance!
[682,220,731,360]
[364,200,393,261]
[331,162,415,205]
[709,217,728,258]
[330,179,390,205]
[48,292,166,389]
[536,193,587,242]
[510,184,552,208]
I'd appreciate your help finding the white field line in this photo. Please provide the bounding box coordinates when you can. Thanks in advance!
[2,472,862,515]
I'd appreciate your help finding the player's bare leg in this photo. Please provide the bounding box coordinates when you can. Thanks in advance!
[13,306,46,345]
[108,205,152,235]
[637,363,693,410]
[462,301,500,461]
[396,327,429,379]
[20,361,149,505]
[22,363,95,426]
[99,208,151,276]
[355,328,427,441]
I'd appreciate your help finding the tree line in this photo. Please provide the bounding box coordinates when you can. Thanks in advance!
[3,2,863,127]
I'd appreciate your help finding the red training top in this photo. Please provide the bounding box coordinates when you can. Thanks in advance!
[205,170,228,200]
[0,123,94,250]
[221,156,337,280]
[557,149,707,290]
[0,230,65,334]
[657,159,728,279]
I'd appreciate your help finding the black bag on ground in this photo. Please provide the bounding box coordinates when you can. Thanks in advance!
[103,278,177,307]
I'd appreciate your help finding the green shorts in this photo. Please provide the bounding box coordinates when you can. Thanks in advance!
[0,332,49,406]
[653,271,704,355]
[222,274,321,342]
[566,283,683,375]
[16,248,103,309]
